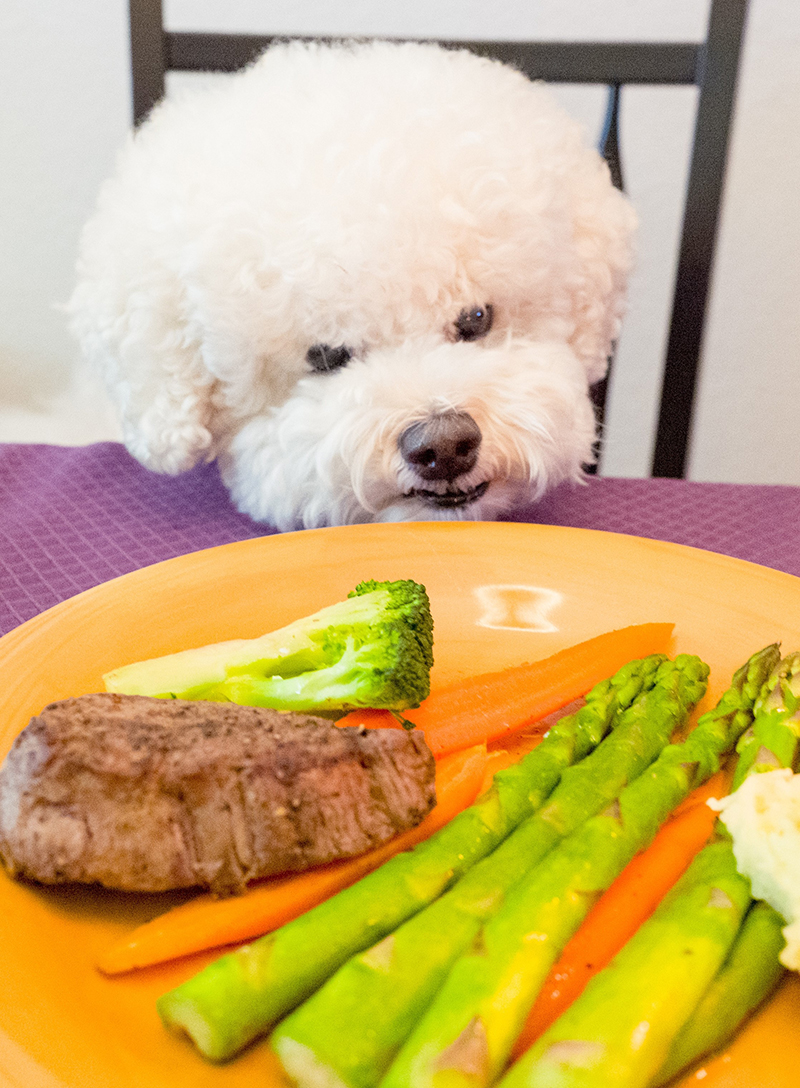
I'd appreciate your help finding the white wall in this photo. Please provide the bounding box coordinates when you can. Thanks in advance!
[0,1,130,443]
[1,0,798,483]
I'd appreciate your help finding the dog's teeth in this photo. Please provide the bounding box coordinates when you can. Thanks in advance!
[409,480,489,509]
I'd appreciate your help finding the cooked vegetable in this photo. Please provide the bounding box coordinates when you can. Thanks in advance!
[157,653,664,1061]
[104,579,433,711]
[381,649,775,1088]
[500,839,753,1088]
[512,769,730,1054]
[500,643,788,1088]
[98,744,488,975]
[653,901,786,1086]
[270,655,679,1088]
[337,622,675,756]
[709,654,800,979]
[731,649,800,788]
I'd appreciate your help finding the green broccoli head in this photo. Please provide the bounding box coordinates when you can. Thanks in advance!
[220,579,434,711]
[349,578,434,671]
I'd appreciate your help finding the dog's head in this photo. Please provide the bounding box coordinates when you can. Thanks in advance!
[70,39,636,529]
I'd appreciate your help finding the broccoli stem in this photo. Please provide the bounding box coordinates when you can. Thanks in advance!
[158,654,665,1062]
[218,639,392,710]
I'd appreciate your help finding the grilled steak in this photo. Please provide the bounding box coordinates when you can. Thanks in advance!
[0,692,436,896]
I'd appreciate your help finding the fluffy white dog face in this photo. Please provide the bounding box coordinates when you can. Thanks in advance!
[70,40,636,530]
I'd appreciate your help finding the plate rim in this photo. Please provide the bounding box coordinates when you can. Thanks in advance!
[3,519,798,655]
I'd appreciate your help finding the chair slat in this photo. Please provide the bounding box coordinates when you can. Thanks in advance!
[129,0,166,124]
[652,0,749,476]
[164,33,701,86]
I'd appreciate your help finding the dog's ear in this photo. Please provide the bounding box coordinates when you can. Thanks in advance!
[568,168,638,385]
[69,276,216,475]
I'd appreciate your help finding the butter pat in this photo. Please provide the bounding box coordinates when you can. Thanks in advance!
[710,768,800,970]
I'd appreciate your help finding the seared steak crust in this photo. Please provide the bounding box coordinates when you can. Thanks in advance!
[0,693,436,896]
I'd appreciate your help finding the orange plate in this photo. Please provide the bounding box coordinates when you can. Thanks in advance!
[1,521,799,1088]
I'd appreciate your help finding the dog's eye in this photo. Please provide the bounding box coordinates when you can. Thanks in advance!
[306,344,352,373]
[454,304,494,342]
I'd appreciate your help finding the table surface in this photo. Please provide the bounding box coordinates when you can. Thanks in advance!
[2,441,799,639]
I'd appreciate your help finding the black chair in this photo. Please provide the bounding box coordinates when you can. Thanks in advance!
[128,0,749,478]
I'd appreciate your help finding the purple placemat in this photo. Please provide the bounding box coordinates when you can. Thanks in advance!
[0,443,268,637]
[2,442,798,638]
[507,476,800,575]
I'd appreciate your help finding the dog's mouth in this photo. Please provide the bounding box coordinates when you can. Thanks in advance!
[407,480,489,509]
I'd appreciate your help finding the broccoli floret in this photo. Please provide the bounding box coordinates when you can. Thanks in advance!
[103,579,433,712]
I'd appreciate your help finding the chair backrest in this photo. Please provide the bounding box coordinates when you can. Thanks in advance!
[128,0,749,478]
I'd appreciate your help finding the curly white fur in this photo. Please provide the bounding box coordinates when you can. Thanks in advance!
[69,39,636,530]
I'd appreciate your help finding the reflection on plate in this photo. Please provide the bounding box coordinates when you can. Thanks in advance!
[1,521,799,1088]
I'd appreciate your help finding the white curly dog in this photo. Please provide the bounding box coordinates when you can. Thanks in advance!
[70,39,636,530]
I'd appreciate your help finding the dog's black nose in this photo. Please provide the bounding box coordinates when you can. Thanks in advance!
[399,411,482,481]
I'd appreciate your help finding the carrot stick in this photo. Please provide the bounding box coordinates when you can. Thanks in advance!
[479,697,589,791]
[510,767,731,1058]
[339,623,674,757]
[97,743,488,976]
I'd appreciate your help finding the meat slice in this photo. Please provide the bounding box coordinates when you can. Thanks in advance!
[0,692,436,896]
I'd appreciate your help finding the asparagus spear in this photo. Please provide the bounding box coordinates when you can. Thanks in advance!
[499,645,791,1088]
[653,900,786,1086]
[158,653,666,1061]
[732,650,800,788]
[270,657,696,1088]
[650,656,800,1085]
[380,646,776,1088]
[497,840,752,1088]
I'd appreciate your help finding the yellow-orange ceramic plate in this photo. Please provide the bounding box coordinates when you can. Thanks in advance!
[1,521,799,1088]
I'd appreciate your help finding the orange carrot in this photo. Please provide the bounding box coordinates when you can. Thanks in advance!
[97,743,488,976]
[668,764,733,817]
[480,732,548,793]
[339,623,674,756]
[511,768,730,1058]
[479,697,589,791]
[481,745,537,795]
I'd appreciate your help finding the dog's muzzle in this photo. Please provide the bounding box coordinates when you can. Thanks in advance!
[399,410,488,508]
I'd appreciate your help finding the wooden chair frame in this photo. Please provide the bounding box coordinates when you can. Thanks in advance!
[128,0,749,478]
